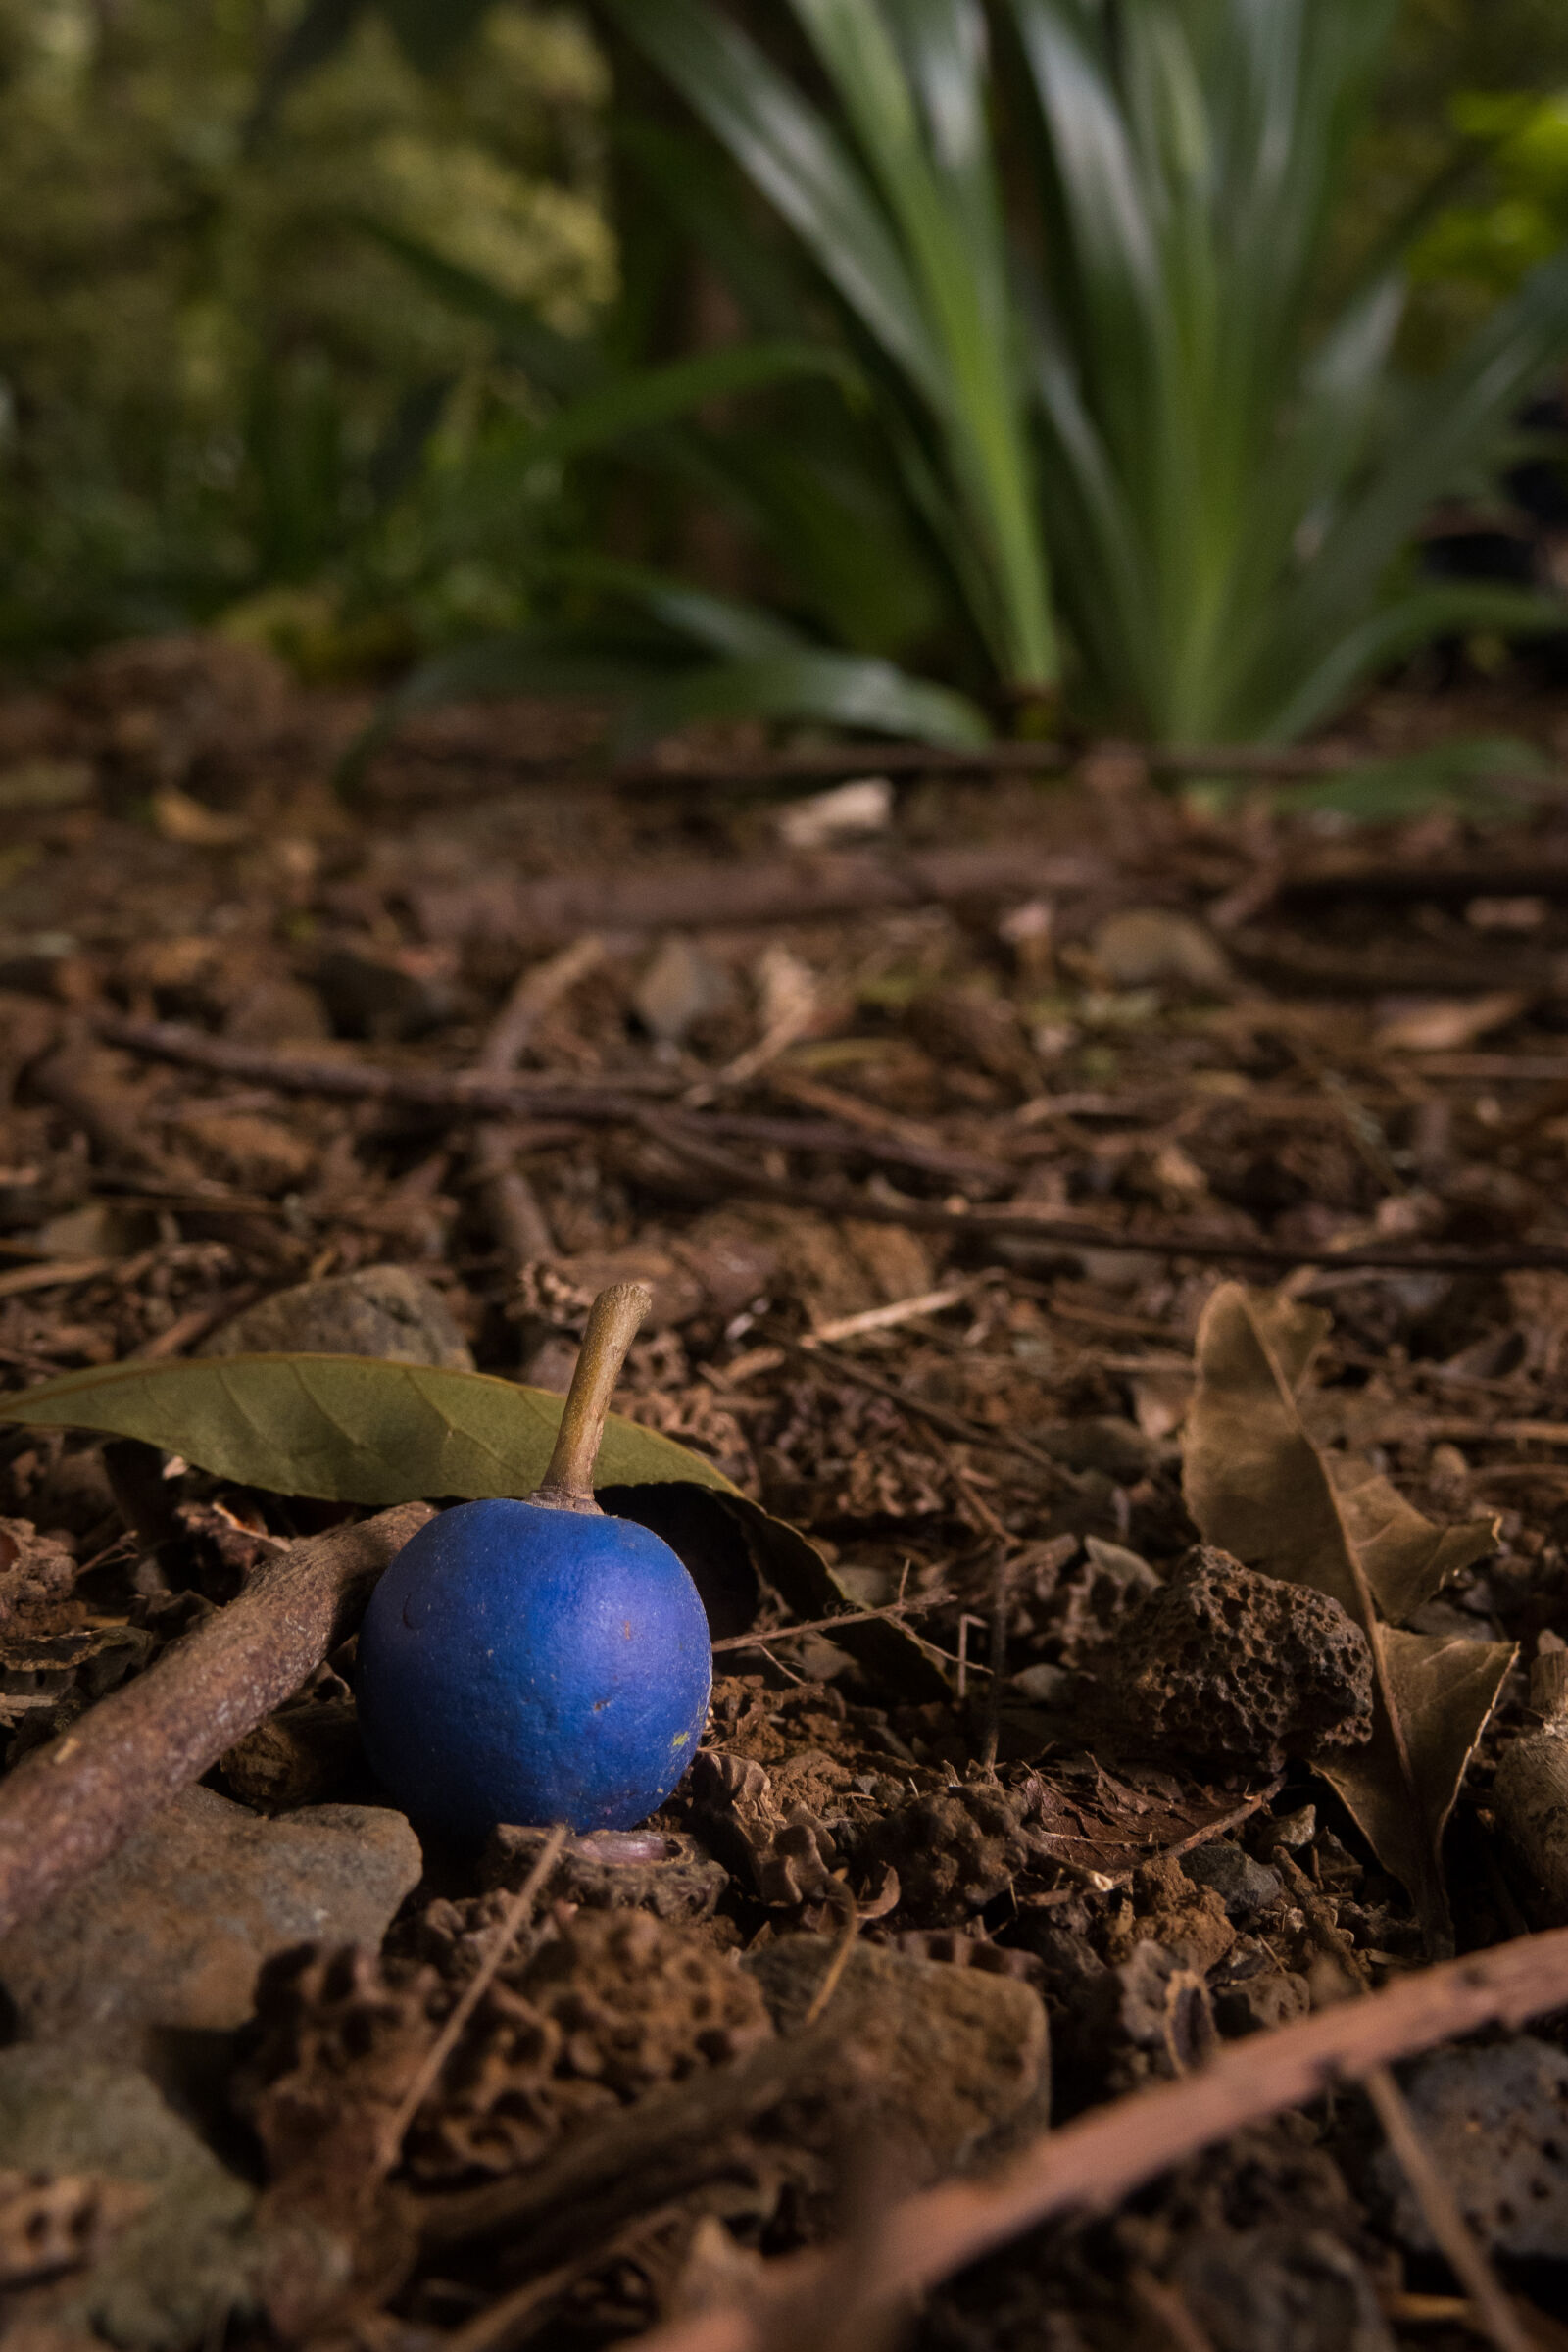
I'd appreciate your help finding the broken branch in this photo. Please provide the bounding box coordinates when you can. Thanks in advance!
[631,1920,1568,2352]
[0,1500,432,1942]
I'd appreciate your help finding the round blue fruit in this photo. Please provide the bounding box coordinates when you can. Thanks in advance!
[356,1497,712,1838]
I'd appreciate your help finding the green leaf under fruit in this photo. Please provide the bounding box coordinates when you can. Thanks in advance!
[0,1353,730,1506]
[0,1351,951,1701]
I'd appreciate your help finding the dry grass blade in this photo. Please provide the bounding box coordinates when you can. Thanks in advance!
[386,1820,569,2159]
[800,1876,860,2032]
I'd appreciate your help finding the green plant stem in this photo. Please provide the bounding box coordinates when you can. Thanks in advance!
[530,1283,653,1513]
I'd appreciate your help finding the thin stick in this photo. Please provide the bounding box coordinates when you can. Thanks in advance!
[805,1285,974,1347]
[387,1821,569,2161]
[1018,1779,1286,1910]
[1131,2271,1221,2352]
[1362,2065,1532,2352]
[643,1116,1568,1278]
[477,937,606,1078]
[983,1550,1016,1772]
[469,937,606,1267]
[626,1921,1568,2352]
[529,1282,652,1513]
[801,1878,862,2031]
[600,737,1555,788]
[711,1600,926,1651]
[781,1339,1065,1477]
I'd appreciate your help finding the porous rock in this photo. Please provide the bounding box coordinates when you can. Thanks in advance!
[0,1519,78,1635]
[1374,2037,1568,2258]
[0,1786,421,2051]
[244,1909,774,2192]
[200,1263,473,1369]
[744,1937,1049,2172]
[1098,1544,1374,1768]
[0,2044,257,2350]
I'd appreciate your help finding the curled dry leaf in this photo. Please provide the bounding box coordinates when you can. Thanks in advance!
[1183,1283,1513,1952]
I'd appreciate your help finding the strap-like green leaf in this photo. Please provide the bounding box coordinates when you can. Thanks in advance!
[620,648,992,750]
[606,0,942,400]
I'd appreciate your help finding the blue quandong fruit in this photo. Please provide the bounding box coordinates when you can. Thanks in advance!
[356,1284,711,1837]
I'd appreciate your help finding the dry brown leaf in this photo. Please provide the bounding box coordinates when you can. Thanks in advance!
[1326,1453,1496,1626]
[1372,992,1530,1054]
[1320,1626,1514,1950]
[1184,1283,1513,1951]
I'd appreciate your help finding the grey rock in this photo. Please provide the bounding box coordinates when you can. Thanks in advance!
[1375,2037,1568,2258]
[0,2043,257,2349]
[1182,1840,1283,1918]
[200,1263,473,1369]
[0,1786,421,2052]
[744,1937,1049,2173]
[1174,2225,1393,2352]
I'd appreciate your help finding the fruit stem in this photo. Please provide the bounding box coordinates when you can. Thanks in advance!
[529,1282,652,1514]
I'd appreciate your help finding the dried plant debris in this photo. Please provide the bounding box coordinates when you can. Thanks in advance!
[1184,1283,1515,1948]
[11,640,1568,2346]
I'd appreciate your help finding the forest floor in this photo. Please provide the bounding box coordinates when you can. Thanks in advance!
[5,633,1568,2351]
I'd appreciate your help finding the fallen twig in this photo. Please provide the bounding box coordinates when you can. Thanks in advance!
[0,1501,431,1942]
[627,1920,1568,2352]
[600,738,1554,789]
[97,1017,1568,1273]
[469,937,606,1264]
[407,842,1104,945]
[644,1119,1568,1275]
[778,1337,1066,1479]
[94,1018,1007,1193]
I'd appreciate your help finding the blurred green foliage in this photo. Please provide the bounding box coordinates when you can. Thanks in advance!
[4,0,1568,759]
[0,0,612,659]
[1363,1,1568,355]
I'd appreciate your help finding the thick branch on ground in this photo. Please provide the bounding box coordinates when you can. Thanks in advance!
[404,843,1102,945]
[634,1921,1568,2352]
[597,738,1550,789]
[0,1500,432,1941]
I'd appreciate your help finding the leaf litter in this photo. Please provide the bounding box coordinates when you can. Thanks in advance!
[3,639,1568,2343]
[1184,1283,1515,1950]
